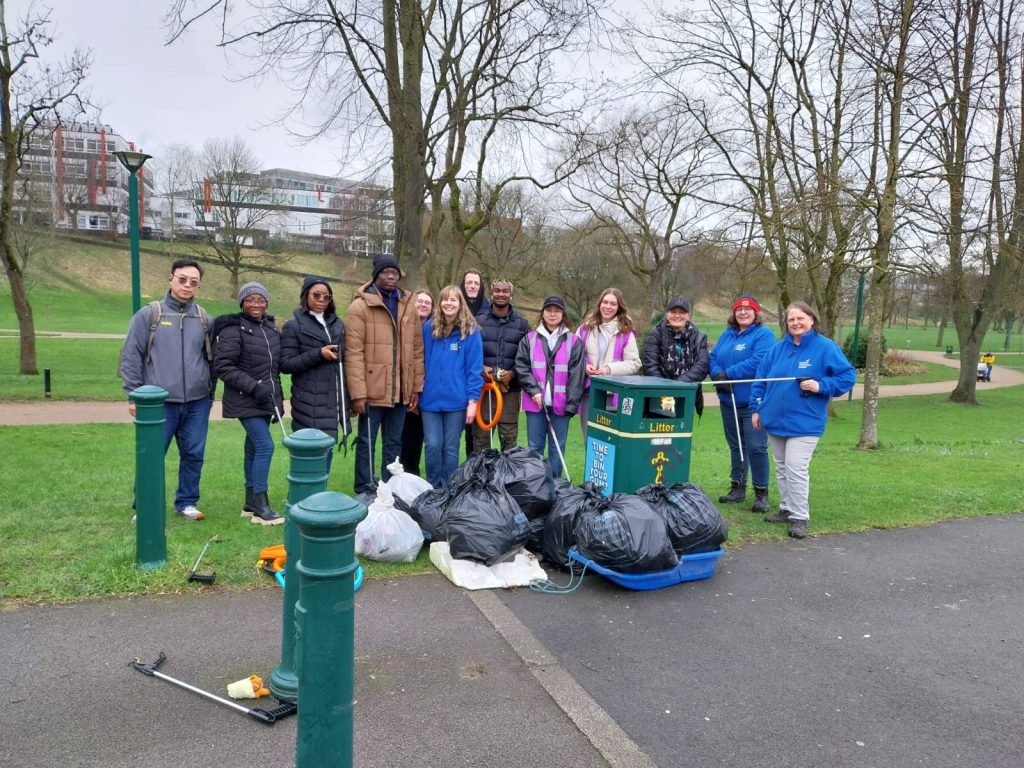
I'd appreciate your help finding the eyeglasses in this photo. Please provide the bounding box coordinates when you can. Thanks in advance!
[309,291,332,301]
[415,299,433,307]
[243,296,268,305]
[172,274,201,288]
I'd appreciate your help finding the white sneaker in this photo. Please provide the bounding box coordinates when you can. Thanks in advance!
[176,505,205,521]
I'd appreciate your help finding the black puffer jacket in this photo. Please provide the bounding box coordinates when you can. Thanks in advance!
[280,307,347,439]
[642,320,709,416]
[477,306,531,392]
[213,313,284,419]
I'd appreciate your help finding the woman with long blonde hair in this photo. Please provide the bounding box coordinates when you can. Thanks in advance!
[419,285,483,487]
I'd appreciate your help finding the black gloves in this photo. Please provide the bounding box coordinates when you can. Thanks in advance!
[253,384,276,411]
[712,372,732,395]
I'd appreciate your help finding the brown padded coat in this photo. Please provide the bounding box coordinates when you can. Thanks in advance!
[344,282,425,406]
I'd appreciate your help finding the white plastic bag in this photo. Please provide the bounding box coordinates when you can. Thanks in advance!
[385,456,433,505]
[429,541,547,590]
[356,484,424,563]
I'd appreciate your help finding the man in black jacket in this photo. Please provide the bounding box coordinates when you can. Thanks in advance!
[472,278,530,452]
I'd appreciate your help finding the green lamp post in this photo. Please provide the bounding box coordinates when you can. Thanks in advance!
[114,149,153,314]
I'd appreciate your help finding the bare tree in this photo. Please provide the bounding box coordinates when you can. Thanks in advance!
[546,221,635,322]
[152,142,195,243]
[0,0,89,374]
[166,0,606,284]
[190,136,286,297]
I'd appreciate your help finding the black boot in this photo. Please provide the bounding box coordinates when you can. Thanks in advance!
[752,486,769,513]
[250,492,284,526]
[718,481,746,504]
[242,487,256,518]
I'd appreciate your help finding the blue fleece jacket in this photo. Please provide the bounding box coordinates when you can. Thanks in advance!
[709,323,776,406]
[749,329,856,437]
[419,320,484,412]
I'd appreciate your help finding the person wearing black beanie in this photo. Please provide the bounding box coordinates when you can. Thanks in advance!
[345,254,425,493]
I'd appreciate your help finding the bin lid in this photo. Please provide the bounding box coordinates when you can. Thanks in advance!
[589,375,698,391]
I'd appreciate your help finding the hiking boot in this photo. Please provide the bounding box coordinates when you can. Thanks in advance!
[718,481,746,504]
[752,487,769,513]
[176,505,205,521]
[241,487,256,518]
[788,519,808,538]
[764,508,791,523]
[250,493,283,526]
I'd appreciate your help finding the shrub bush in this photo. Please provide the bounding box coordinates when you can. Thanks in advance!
[843,332,887,368]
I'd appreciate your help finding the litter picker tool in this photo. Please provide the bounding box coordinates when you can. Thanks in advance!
[729,388,744,464]
[130,652,296,725]
[542,401,572,484]
[187,535,220,584]
[272,401,288,441]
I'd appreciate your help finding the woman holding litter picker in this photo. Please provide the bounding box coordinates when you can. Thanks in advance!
[419,285,483,488]
[213,282,285,525]
[749,301,855,539]
[709,295,776,513]
[279,276,349,473]
[516,296,586,479]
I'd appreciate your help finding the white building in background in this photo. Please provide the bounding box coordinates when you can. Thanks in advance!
[151,167,395,255]
[16,121,155,233]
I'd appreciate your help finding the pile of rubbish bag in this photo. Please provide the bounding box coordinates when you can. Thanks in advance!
[401,447,727,575]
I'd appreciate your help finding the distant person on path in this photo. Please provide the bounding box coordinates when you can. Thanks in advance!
[420,286,483,487]
[472,278,530,452]
[515,295,586,479]
[345,254,424,494]
[750,301,856,539]
[399,289,434,476]
[279,276,349,473]
[576,287,641,440]
[980,351,995,382]
[642,296,710,418]
[213,282,285,525]
[119,258,212,521]
[709,295,776,513]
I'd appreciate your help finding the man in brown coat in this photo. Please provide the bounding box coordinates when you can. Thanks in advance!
[345,254,425,493]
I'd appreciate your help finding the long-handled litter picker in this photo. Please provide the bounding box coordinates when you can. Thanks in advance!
[729,388,744,464]
[187,535,220,584]
[542,403,572,484]
[130,652,297,725]
[272,402,289,441]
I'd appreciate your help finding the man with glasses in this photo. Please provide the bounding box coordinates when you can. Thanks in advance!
[345,254,425,493]
[119,259,213,520]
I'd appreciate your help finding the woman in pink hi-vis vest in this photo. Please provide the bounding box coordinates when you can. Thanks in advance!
[576,287,642,440]
[514,295,586,480]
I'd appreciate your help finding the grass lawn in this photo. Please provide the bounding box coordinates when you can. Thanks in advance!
[2,386,1022,605]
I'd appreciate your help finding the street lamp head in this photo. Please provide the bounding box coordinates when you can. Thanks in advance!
[113,150,152,173]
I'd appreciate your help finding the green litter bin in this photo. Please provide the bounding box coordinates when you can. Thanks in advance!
[584,375,697,496]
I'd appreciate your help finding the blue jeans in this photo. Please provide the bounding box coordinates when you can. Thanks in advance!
[239,416,275,494]
[354,404,407,494]
[162,399,212,511]
[526,410,571,479]
[421,409,467,488]
[720,403,769,488]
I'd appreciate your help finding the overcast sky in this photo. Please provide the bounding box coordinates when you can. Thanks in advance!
[8,0,347,176]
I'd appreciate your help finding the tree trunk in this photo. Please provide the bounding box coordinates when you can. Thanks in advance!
[0,240,38,374]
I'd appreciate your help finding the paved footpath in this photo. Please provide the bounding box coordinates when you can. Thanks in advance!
[3,515,1021,768]
[2,349,1020,426]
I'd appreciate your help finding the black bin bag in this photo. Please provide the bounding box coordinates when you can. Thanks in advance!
[491,447,555,520]
[636,483,729,555]
[574,493,678,574]
[444,476,530,566]
[407,486,451,542]
[449,448,500,487]
[542,480,607,570]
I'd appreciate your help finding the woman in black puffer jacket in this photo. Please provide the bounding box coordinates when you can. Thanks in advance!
[214,282,285,525]
[279,276,349,472]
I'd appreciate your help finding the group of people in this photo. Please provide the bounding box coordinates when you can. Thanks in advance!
[119,256,855,540]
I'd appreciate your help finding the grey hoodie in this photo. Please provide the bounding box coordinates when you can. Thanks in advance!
[119,293,212,403]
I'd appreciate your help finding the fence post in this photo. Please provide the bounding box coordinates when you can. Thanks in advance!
[130,385,169,570]
[291,491,366,768]
[268,428,335,702]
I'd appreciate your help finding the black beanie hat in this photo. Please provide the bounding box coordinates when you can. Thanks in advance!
[300,275,336,314]
[371,254,401,282]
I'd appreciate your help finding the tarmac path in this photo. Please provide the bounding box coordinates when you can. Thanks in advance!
[2,342,1021,426]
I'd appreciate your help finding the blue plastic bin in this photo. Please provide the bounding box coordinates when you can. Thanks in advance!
[568,547,724,591]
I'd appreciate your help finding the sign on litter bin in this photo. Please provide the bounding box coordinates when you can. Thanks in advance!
[584,375,697,496]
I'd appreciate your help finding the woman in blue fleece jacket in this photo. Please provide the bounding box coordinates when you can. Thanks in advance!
[749,302,855,539]
[420,285,484,488]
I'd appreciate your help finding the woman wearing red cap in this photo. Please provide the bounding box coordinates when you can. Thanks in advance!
[709,296,776,513]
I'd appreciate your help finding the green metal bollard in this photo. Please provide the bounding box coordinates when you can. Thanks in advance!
[130,385,169,570]
[291,491,367,768]
[269,428,335,702]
